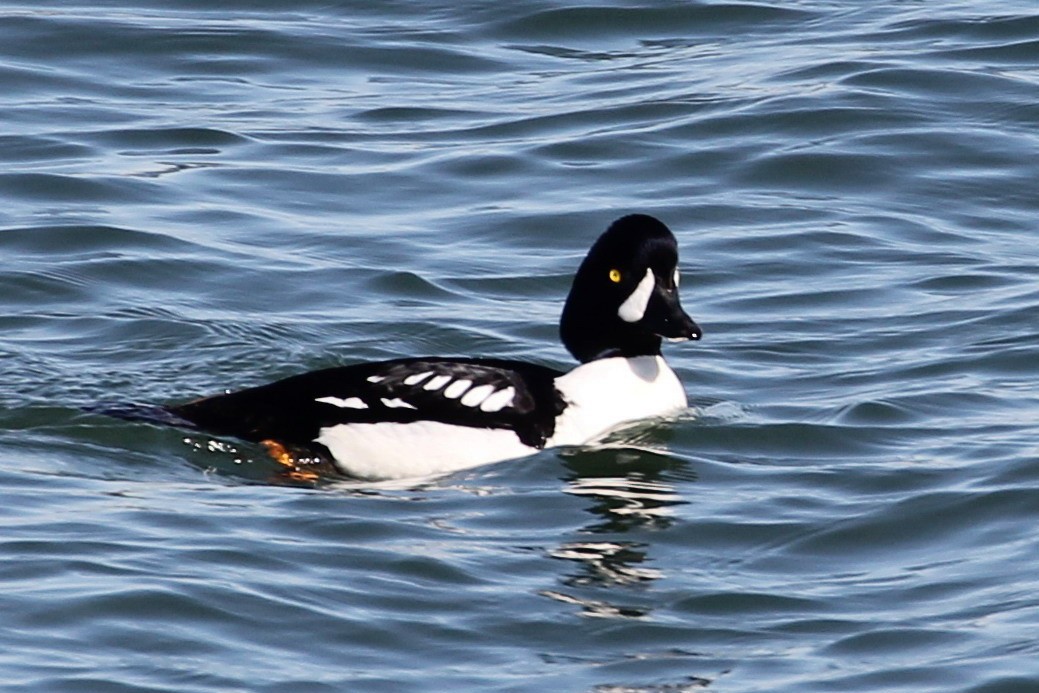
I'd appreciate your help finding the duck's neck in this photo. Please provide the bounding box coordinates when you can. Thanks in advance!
[562,332,663,364]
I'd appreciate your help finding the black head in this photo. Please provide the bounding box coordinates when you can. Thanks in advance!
[560,214,702,363]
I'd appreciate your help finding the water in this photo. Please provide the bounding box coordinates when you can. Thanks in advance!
[2,1,1038,690]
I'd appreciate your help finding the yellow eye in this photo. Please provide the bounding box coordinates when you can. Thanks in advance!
[608,268,622,283]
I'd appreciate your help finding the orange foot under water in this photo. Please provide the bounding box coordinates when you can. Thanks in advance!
[261,439,324,482]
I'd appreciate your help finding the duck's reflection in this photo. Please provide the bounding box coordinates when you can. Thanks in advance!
[561,444,691,533]
[549,540,661,586]
[538,588,652,619]
[566,471,685,532]
[542,439,693,618]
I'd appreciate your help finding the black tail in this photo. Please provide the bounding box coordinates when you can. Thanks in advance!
[84,401,198,429]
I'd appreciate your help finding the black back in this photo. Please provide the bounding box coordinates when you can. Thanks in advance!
[168,357,567,452]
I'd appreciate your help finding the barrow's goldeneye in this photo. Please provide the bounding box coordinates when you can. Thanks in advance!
[109,214,702,480]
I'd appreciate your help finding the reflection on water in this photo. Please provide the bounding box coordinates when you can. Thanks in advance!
[544,447,692,619]
[539,589,652,619]
[592,677,712,693]
[562,446,690,533]
[567,475,684,526]
[551,540,662,586]
[546,453,720,689]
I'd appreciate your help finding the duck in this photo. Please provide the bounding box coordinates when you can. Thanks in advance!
[111,214,702,480]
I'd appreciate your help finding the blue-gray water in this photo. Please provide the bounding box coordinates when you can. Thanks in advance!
[2,1,1038,691]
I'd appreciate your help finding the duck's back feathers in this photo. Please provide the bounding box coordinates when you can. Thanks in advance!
[168,357,567,457]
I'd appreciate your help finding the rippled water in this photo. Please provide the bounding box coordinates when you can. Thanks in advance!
[3,1,1039,691]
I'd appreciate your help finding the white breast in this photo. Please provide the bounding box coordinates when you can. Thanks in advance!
[548,355,687,447]
[315,420,537,480]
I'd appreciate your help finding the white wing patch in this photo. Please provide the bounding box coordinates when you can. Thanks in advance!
[403,371,433,386]
[479,386,515,412]
[442,379,472,399]
[328,367,520,419]
[381,397,417,410]
[617,268,655,323]
[423,374,452,391]
[460,383,496,407]
[315,396,368,410]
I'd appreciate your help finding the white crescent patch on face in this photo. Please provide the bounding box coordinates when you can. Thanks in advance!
[617,268,656,323]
